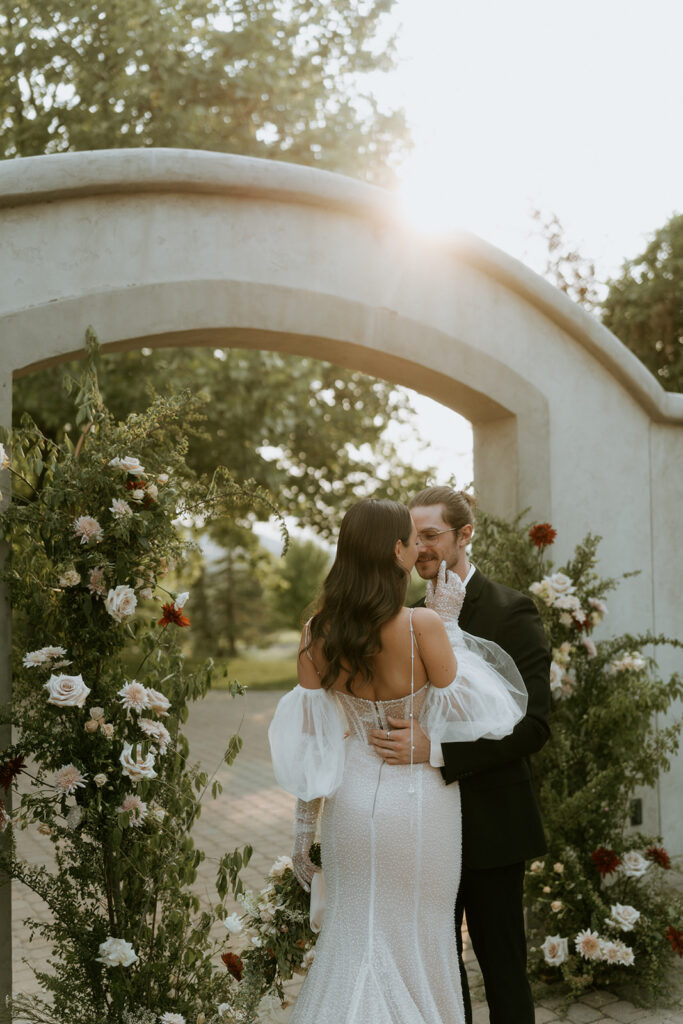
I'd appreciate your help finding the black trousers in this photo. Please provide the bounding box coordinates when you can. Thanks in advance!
[455,860,535,1024]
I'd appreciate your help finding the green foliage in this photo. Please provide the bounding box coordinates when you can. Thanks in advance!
[270,539,330,630]
[14,347,434,539]
[0,338,275,1023]
[0,0,408,183]
[474,511,683,1004]
[601,213,683,392]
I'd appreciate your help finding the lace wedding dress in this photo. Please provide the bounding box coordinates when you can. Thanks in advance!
[268,603,526,1024]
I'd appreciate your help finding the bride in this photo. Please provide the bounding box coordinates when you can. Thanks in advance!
[268,499,526,1024]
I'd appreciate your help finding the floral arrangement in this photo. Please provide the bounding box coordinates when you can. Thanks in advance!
[473,514,683,1004]
[0,336,282,1024]
[216,846,321,1020]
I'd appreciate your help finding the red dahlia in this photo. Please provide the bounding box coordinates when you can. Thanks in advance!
[158,603,190,628]
[221,951,243,981]
[666,926,683,957]
[591,846,621,877]
[529,523,557,548]
[646,845,672,869]
[0,755,25,792]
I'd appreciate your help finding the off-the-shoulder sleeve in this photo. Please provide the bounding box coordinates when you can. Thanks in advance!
[420,642,527,745]
[268,685,347,801]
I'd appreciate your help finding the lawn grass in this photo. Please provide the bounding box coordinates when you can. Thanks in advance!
[209,654,298,692]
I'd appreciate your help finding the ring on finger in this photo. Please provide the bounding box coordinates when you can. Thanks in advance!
[386,729,391,739]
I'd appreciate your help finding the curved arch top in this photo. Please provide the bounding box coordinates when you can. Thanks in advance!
[1,148,681,424]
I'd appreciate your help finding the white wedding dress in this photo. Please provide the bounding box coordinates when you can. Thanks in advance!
[268,606,526,1024]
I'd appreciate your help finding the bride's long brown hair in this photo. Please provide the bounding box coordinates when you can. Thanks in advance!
[306,499,412,692]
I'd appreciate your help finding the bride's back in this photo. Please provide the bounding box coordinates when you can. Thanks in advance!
[318,607,429,703]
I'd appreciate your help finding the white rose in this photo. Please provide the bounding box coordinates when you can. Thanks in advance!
[270,855,293,877]
[548,573,575,596]
[59,569,81,587]
[619,850,649,878]
[549,662,563,696]
[96,936,138,967]
[105,585,138,622]
[101,722,114,739]
[44,673,90,708]
[529,860,544,874]
[541,934,568,966]
[131,489,145,501]
[145,483,158,500]
[93,773,107,788]
[84,719,99,733]
[158,473,169,484]
[553,862,564,874]
[551,900,563,912]
[108,456,145,476]
[119,742,157,783]
[0,442,10,470]
[0,802,10,833]
[559,612,573,627]
[553,594,581,612]
[607,903,640,932]
[146,687,171,716]
[223,913,244,934]
[174,591,189,609]
[160,1015,186,1024]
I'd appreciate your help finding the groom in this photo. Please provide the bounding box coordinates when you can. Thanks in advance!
[370,486,551,1024]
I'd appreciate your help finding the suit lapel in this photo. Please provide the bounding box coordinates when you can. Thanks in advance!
[459,567,485,630]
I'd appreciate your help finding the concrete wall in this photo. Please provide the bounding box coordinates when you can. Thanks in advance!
[1,148,682,859]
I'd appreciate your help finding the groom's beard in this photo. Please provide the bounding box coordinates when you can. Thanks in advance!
[415,553,459,579]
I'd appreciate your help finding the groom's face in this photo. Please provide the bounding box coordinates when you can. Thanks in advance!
[410,504,461,580]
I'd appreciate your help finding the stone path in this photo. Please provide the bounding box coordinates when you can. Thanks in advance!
[12,690,683,1023]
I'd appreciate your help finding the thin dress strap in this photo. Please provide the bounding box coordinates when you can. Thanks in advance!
[409,608,415,794]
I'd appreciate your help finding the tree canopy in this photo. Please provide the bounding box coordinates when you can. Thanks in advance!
[0,0,408,182]
[601,213,683,393]
[14,345,433,536]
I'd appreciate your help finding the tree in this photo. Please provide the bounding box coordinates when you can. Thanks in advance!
[271,538,330,630]
[530,208,601,312]
[14,346,434,536]
[0,0,408,183]
[601,213,683,392]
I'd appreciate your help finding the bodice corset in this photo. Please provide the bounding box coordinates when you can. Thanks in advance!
[334,684,430,742]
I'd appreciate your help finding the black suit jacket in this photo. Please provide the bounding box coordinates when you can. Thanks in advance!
[418,568,551,869]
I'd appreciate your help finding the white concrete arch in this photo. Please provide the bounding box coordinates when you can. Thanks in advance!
[1,152,682,998]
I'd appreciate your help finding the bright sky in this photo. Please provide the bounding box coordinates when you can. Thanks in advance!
[373,0,682,487]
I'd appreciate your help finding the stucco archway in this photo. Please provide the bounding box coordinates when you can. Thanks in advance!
[1,149,682,998]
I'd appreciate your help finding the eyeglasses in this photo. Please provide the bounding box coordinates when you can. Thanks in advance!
[416,527,459,545]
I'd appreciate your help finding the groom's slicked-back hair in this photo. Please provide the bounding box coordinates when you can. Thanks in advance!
[409,486,476,532]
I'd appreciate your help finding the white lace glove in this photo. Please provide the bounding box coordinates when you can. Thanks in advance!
[293,797,322,891]
[425,560,466,644]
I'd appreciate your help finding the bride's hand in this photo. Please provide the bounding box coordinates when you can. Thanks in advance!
[369,716,430,765]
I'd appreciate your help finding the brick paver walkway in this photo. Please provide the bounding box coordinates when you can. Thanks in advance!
[12,690,683,1023]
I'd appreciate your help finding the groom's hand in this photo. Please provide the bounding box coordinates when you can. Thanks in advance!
[369,715,430,765]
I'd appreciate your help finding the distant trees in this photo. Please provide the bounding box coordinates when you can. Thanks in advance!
[533,210,682,393]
